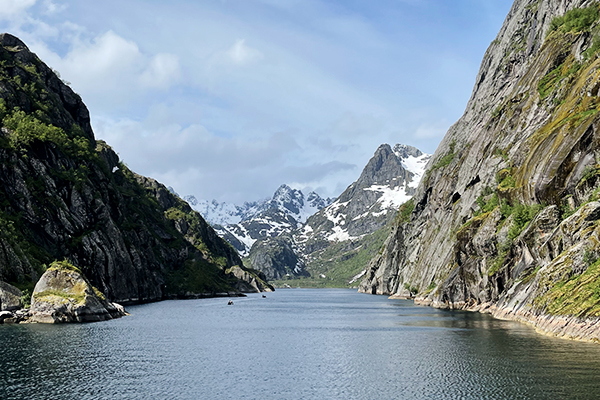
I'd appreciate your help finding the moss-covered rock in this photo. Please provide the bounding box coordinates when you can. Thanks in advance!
[29,261,126,323]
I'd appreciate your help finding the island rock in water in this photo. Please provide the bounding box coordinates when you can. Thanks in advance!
[29,261,126,323]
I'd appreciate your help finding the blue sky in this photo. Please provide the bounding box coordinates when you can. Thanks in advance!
[0,0,514,203]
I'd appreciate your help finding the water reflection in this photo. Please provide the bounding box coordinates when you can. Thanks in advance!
[1,289,600,399]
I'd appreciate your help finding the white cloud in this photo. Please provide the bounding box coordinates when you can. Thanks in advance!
[42,0,67,15]
[0,0,36,20]
[91,111,358,203]
[139,53,181,89]
[29,30,183,111]
[65,31,142,86]
[226,39,263,65]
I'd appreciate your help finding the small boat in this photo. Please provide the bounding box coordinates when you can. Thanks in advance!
[262,295,267,298]
[227,300,234,305]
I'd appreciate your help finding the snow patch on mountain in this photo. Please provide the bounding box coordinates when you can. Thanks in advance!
[327,226,360,242]
[364,185,413,210]
[185,185,333,256]
[300,143,431,247]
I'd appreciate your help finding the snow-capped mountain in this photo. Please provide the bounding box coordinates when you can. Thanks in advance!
[184,143,429,284]
[183,196,260,226]
[184,185,333,257]
[244,143,430,284]
[296,143,431,246]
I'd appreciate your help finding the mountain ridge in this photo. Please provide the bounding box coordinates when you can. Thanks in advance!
[186,184,333,256]
[247,143,430,284]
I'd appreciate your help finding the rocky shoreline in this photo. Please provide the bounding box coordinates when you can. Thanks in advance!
[414,297,600,343]
[0,260,256,325]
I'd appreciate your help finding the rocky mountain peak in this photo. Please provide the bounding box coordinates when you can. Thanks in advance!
[182,194,198,206]
[271,184,303,214]
[393,144,423,160]
[306,191,331,209]
[342,144,407,203]
[0,32,94,143]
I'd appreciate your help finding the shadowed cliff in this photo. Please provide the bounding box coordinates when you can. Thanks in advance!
[0,33,271,303]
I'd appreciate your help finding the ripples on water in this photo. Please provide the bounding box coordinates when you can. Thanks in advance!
[1,289,600,399]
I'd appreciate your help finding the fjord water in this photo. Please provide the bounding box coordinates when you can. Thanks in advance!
[2,290,600,400]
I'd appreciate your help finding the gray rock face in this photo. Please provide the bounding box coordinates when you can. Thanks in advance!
[301,144,429,245]
[359,0,600,341]
[294,143,429,277]
[0,33,268,303]
[0,281,22,311]
[249,236,310,280]
[29,262,126,323]
[227,265,274,293]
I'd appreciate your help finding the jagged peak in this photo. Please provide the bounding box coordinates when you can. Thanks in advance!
[273,184,298,198]
[393,143,423,160]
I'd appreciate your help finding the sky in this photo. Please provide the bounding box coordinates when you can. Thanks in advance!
[0,0,515,204]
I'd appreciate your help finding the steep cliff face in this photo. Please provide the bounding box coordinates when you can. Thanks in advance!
[360,0,600,340]
[0,33,271,303]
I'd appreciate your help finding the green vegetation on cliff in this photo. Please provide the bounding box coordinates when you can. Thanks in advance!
[549,4,599,34]
[536,257,600,317]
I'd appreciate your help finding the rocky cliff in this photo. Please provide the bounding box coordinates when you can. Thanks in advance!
[360,0,600,341]
[0,33,271,305]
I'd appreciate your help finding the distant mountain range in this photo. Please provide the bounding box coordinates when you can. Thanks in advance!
[184,185,333,256]
[184,143,430,284]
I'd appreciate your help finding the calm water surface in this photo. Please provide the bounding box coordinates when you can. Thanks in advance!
[2,289,600,399]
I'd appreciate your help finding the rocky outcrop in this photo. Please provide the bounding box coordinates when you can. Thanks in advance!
[248,236,310,280]
[0,281,22,311]
[29,261,126,323]
[227,265,274,293]
[0,33,269,304]
[359,0,600,341]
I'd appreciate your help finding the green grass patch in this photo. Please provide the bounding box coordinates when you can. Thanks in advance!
[288,225,391,288]
[488,241,511,276]
[536,259,600,317]
[396,199,414,224]
[549,5,600,35]
[47,259,81,274]
[508,203,544,240]
[33,289,84,305]
[476,193,499,216]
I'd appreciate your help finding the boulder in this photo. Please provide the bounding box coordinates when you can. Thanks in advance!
[0,281,23,311]
[29,261,127,323]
